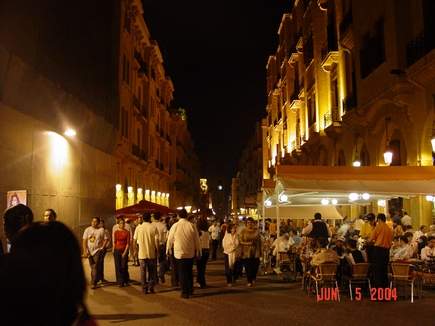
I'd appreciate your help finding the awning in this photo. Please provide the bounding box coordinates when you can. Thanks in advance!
[115,200,176,217]
[276,166,435,195]
[264,205,342,219]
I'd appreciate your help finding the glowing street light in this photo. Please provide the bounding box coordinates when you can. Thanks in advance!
[352,160,361,167]
[279,194,288,203]
[321,198,330,205]
[64,128,77,137]
[264,199,272,207]
[349,193,359,201]
[331,199,338,205]
[362,193,371,200]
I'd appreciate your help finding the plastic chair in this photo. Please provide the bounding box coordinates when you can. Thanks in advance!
[348,263,371,300]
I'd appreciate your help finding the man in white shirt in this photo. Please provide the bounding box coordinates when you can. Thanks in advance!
[401,212,412,227]
[82,217,109,289]
[134,212,159,294]
[152,212,168,283]
[421,236,435,261]
[166,209,201,298]
[209,221,220,260]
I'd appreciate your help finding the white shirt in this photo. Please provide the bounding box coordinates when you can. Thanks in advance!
[208,224,220,240]
[153,221,167,244]
[401,215,412,227]
[354,219,365,232]
[421,246,435,261]
[83,226,108,256]
[166,219,201,259]
[133,222,159,259]
[272,236,294,256]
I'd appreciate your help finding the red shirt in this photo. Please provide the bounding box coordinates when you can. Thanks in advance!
[114,229,130,251]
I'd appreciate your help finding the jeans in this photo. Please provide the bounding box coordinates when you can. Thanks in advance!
[224,254,235,284]
[88,250,104,286]
[140,258,157,290]
[96,248,107,282]
[170,254,179,286]
[241,257,259,283]
[177,258,194,296]
[196,249,209,287]
[114,249,129,285]
[211,240,219,260]
[158,245,168,281]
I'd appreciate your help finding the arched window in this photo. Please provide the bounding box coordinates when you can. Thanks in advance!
[390,139,402,166]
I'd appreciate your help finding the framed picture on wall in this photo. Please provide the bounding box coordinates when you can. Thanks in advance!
[6,190,27,209]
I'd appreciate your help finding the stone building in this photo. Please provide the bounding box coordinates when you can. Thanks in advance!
[263,0,435,226]
[0,0,200,244]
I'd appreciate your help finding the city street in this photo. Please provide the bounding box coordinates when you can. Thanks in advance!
[85,254,435,326]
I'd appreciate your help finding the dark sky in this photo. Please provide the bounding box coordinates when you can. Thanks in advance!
[142,0,291,187]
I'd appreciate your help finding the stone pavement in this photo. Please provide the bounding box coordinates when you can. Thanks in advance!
[84,253,435,326]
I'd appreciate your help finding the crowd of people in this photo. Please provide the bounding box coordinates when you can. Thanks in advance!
[2,203,435,324]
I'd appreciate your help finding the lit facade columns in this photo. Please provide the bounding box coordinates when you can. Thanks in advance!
[127,187,135,206]
[410,196,433,229]
[116,185,124,209]
[137,188,143,203]
[151,190,156,203]
[157,192,161,205]
[145,189,150,202]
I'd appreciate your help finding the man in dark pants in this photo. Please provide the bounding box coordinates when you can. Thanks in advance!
[166,209,201,298]
[369,213,393,288]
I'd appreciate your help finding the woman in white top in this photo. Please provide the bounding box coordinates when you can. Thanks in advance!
[222,223,239,286]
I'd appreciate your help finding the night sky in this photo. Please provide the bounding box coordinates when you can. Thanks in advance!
[142,0,291,187]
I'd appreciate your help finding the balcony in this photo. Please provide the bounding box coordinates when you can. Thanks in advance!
[323,110,342,138]
[134,50,148,77]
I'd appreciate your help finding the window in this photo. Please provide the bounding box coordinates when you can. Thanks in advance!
[360,18,385,78]
[120,108,129,138]
[307,93,316,127]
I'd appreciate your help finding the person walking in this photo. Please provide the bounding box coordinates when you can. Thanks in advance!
[82,217,109,289]
[134,213,159,294]
[166,209,201,299]
[369,213,393,288]
[196,217,210,288]
[153,212,168,283]
[222,223,239,286]
[239,217,262,287]
[97,218,110,284]
[209,221,220,260]
[113,218,130,287]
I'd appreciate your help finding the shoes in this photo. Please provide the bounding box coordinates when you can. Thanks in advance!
[247,283,253,287]
[181,293,190,299]
[91,284,97,290]
[123,282,130,287]
[143,288,149,294]
[149,288,155,294]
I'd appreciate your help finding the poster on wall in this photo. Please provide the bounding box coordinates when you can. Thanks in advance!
[6,190,27,209]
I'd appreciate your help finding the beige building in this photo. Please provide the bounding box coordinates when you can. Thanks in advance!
[0,0,200,247]
[0,0,119,239]
[115,0,200,211]
[263,0,435,226]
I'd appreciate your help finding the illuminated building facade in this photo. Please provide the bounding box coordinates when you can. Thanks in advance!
[0,0,200,246]
[114,0,200,211]
[263,0,435,226]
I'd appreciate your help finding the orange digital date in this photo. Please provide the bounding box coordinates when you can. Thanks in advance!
[354,287,397,301]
